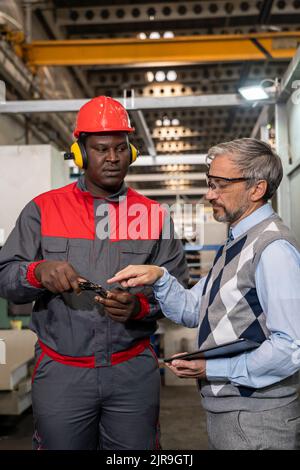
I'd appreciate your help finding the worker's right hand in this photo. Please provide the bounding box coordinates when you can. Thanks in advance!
[107,265,164,288]
[34,261,82,294]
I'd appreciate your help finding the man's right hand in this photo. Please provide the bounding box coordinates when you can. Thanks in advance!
[34,261,81,294]
[107,265,164,288]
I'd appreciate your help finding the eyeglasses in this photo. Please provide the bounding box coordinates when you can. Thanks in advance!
[206,172,252,192]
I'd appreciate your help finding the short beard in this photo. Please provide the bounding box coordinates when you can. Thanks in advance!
[213,203,248,224]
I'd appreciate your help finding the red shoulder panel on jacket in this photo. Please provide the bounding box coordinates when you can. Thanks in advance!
[34,183,95,239]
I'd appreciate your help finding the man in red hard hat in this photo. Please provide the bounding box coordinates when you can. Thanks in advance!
[0,96,188,450]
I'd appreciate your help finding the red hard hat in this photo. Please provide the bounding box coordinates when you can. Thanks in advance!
[74,96,135,138]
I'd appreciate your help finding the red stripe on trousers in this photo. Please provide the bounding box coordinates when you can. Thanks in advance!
[31,351,45,384]
[148,344,160,368]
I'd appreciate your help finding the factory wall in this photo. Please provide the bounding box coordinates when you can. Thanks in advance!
[276,90,300,244]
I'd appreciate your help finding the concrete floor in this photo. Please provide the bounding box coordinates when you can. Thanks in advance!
[0,385,209,450]
[0,409,33,450]
[160,386,209,450]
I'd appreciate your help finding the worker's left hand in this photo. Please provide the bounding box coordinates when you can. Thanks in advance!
[165,356,206,379]
[94,289,141,323]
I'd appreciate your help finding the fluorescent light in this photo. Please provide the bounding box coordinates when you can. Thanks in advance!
[238,85,269,101]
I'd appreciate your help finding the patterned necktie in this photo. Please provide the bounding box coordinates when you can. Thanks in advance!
[227,228,234,245]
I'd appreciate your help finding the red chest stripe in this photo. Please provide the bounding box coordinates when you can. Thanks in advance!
[34,184,165,241]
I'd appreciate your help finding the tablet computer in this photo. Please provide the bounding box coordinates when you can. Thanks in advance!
[163,338,261,363]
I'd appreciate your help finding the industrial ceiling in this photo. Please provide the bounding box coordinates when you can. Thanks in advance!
[1,0,300,199]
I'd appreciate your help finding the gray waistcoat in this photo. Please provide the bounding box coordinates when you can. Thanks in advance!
[199,213,300,412]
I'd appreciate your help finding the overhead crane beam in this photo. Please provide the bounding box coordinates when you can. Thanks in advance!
[22,32,300,67]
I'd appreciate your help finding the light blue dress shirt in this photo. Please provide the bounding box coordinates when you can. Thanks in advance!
[154,203,300,389]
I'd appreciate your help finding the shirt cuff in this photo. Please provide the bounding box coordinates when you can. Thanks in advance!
[26,261,45,288]
[133,293,150,320]
[153,267,169,288]
[206,357,231,382]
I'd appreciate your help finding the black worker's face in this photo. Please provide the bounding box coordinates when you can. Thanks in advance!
[84,133,131,192]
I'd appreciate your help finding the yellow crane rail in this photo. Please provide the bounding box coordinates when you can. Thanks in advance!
[22,32,300,67]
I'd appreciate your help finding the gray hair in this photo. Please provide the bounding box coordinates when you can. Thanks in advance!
[206,138,283,200]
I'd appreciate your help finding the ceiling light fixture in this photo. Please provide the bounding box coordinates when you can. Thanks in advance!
[149,32,160,39]
[167,70,177,81]
[238,85,269,101]
[146,71,154,82]
[163,31,175,38]
[155,71,166,82]
[238,78,279,101]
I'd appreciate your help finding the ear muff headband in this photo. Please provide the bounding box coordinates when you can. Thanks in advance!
[70,140,88,170]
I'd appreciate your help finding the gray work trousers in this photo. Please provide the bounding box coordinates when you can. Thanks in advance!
[206,398,300,450]
[31,344,160,450]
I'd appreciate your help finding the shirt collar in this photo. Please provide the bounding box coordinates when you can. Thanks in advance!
[231,203,275,239]
[76,174,128,201]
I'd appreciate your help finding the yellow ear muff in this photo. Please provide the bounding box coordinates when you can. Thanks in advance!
[65,140,137,168]
[70,141,88,169]
[129,143,139,164]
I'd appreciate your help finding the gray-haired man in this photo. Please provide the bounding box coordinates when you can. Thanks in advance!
[106,138,300,450]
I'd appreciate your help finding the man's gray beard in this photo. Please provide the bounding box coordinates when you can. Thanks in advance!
[213,203,248,224]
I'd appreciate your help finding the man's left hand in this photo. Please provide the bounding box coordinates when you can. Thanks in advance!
[95,289,141,323]
[165,357,206,379]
